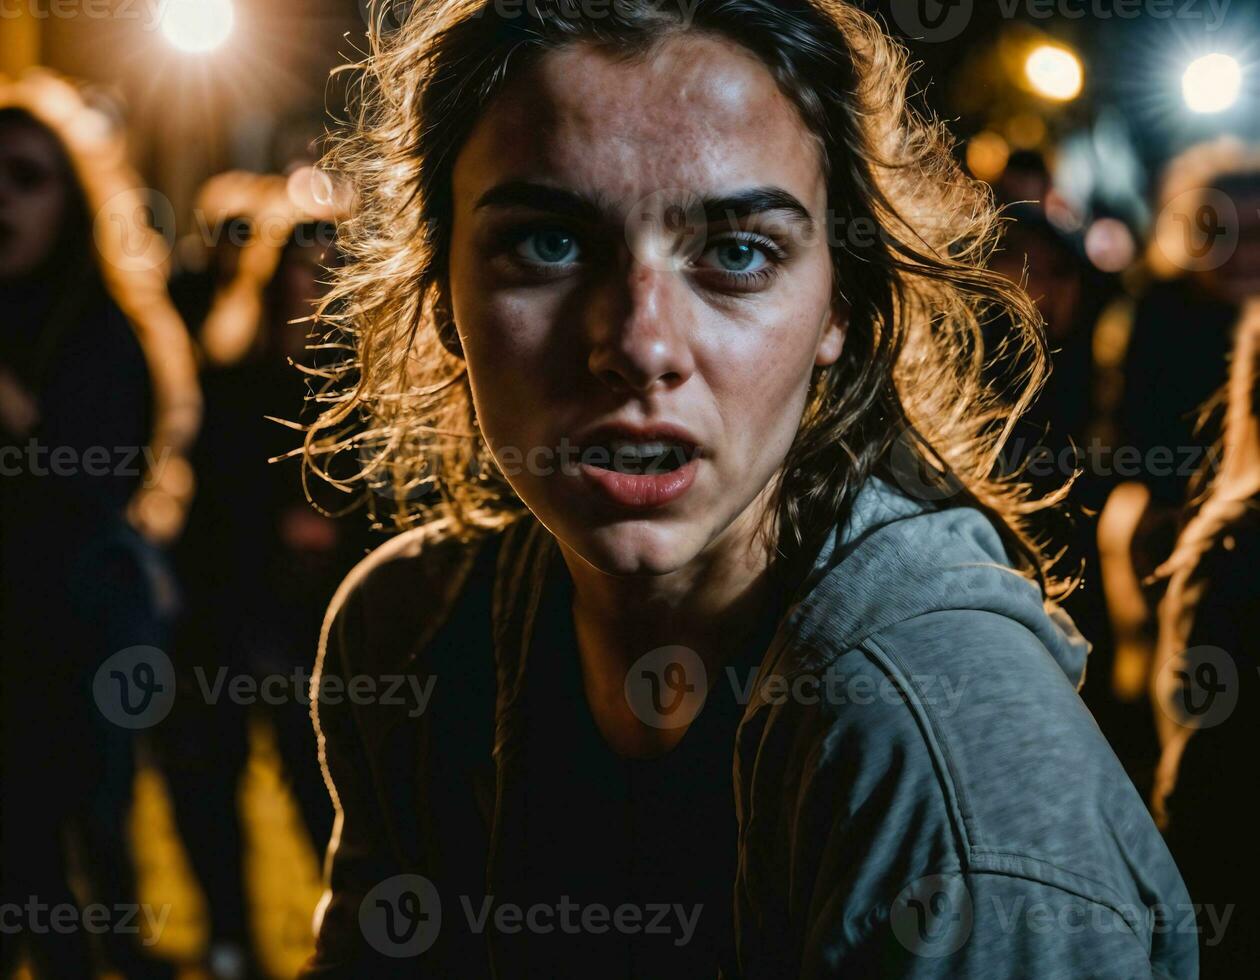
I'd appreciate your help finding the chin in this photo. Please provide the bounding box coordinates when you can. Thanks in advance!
[567,520,703,579]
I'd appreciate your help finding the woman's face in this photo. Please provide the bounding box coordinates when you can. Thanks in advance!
[448,33,844,577]
[0,117,72,282]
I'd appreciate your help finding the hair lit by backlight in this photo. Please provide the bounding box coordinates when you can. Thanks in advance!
[306,0,1067,594]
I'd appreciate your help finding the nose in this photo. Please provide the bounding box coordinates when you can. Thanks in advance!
[585,259,696,396]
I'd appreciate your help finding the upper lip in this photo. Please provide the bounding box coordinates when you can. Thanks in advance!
[573,420,702,455]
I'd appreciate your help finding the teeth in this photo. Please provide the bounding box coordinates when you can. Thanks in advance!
[608,439,675,457]
[582,438,692,474]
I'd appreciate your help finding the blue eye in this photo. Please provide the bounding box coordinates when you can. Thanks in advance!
[693,233,785,291]
[708,240,767,273]
[515,228,580,265]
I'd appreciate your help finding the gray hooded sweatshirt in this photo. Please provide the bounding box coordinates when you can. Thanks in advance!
[731,476,1197,977]
[302,475,1197,979]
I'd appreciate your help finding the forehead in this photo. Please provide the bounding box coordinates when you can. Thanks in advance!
[0,118,64,164]
[452,32,826,213]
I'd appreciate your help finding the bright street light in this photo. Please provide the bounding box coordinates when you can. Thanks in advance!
[160,0,236,55]
[1182,53,1242,114]
[1025,44,1084,102]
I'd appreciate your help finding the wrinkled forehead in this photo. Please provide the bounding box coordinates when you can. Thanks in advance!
[452,32,827,218]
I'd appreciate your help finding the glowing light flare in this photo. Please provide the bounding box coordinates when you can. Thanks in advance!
[1182,54,1243,114]
[1085,218,1137,273]
[160,0,235,54]
[965,131,1010,183]
[1024,45,1084,102]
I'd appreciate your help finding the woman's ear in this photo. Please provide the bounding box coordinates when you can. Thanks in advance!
[434,282,465,359]
[815,303,849,367]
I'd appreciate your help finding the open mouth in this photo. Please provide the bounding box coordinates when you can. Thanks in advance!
[579,438,698,476]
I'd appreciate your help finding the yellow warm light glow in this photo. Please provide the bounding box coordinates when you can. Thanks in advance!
[966,131,1010,183]
[1025,45,1084,102]
[160,0,235,54]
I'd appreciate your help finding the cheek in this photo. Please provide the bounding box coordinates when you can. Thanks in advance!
[705,336,813,463]
[15,194,70,270]
[21,183,68,230]
[697,300,829,453]
[456,292,559,448]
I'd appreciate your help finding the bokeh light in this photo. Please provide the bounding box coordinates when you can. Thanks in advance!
[1182,53,1242,114]
[1084,217,1137,273]
[966,131,1011,183]
[1025,44,1084,102]
[160,0,236,54]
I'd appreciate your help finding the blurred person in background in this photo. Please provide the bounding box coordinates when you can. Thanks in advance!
[160,171,359,980]
[169,212,255,347]
[994,149,1053,211]
[988,200,1131,765]
[1149,298,1260,978]
[0,73,200,979]
[989,201,1113,476]
[1098,142,1260,763]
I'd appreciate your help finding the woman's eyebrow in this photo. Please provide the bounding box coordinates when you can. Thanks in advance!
[473,181,615,224]
[703,187,815,234]
[473,180,816,233]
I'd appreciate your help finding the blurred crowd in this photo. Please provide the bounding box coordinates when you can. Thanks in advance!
[1,61,1260,978]
[1,72,366,980]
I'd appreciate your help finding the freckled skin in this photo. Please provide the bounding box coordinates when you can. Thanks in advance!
[448,33,844,581]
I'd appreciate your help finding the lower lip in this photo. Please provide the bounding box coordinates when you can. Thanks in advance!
[578,457,699,510]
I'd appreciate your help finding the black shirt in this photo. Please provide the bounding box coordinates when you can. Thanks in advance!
[501,545,773,979]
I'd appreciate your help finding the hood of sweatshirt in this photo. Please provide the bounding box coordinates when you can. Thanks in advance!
[782,475,1090,689]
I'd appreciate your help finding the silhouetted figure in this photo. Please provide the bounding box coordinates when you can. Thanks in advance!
[163,217,360,980]
[0,75,200,980]
[1152,300,1260,978]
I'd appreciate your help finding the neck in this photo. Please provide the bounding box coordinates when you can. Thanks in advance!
[555,489,783,757]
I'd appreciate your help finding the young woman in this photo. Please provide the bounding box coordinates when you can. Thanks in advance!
[299,2,1194,977]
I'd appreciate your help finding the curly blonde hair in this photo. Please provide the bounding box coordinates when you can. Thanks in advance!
[306,0,1066,593]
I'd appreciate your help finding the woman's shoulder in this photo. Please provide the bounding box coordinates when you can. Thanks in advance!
[744,480,1189,934]
[317,518,505,678]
